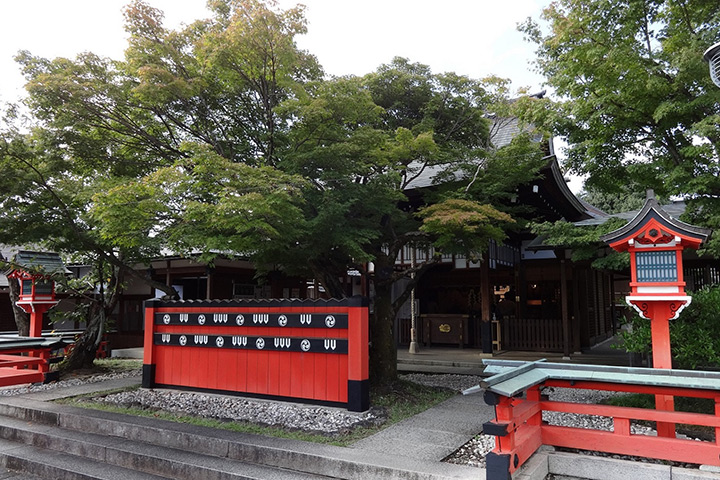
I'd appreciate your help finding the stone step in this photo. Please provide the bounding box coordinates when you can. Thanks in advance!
[0,395,478,480]
[0,438,166,480]
[0,415,326,480]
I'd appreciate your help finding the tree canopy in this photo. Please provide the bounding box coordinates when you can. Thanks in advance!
[1,0,548,382]
[520,0,720,253]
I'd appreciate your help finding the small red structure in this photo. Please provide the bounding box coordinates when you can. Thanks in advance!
[478,194,716,479]
[6,250,65,338]
[0,251,67,386]
[479,360,720,479]
[143,297,370,412]
[602,192,710,436]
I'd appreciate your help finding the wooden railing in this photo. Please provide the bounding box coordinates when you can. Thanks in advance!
[0,336,65,387]
[474,360,720,480]
[501,317,564,352]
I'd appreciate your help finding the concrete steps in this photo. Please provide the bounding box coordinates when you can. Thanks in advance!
[0,395,478,480]
[0,415,324,480]
[0,438,167,480]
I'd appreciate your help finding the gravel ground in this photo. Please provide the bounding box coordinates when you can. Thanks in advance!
[0,370,697,471]
[0,369,143,396]
[94,388,383,435]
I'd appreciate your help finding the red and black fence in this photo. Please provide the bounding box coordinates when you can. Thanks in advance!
[142,297,369,411]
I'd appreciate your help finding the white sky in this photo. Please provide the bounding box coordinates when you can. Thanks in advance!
[0,0,548,102]
[0,0,582,190]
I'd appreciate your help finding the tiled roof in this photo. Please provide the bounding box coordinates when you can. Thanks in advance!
[600,197,710,246]
[574,201,688,227]
[404,116,535,190]
[6,250,69,276]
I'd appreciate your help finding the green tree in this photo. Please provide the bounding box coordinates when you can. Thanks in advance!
[579,185,647,215]
[3,0,544,388]
[272,60,542,386]
[520,0,720,253]
[0,0,317,368]
[532,217,630,270]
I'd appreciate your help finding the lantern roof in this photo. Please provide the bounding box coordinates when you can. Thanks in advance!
[6,250,68,277]
[600,191,711,252]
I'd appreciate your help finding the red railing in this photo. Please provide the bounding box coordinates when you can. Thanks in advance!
[0,338,65,387]
[479,361,720,479]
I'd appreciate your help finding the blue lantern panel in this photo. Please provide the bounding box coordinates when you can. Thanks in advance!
[635,251,678,283]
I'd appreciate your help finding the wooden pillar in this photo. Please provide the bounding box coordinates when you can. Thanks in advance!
[206,270,212,300]
[165,259,171,290]
[629,299,687,438]
[480,254,493,353]
[560,257,570,358]
[517,262,527,319]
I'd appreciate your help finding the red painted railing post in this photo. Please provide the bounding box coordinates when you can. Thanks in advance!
[483,389,544,480]
[347,299,369,412]
[715,396,720,447]
[142,299,159,388]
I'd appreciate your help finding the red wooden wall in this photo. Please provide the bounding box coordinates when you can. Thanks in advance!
[142,297,369,411]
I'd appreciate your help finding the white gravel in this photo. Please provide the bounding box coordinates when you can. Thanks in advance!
[0,369,143,396]
[95,388,382,435]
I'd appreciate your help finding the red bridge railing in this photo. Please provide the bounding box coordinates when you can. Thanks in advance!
[0,336,65,387]
[474,360,720,480]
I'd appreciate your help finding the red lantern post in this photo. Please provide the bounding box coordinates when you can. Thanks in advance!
[6,251,65,337]
[602,192,711,436]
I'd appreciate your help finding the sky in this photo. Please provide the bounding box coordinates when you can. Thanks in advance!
[0,0,548,101]
[0,0,581,188]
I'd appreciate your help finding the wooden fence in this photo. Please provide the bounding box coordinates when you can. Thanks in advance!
[500,317,564,352]
[142,297,369,412]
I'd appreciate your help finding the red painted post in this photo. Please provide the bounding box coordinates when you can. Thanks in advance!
[142,299,159,388]
[649,304,676,438]
[629,299,690,437]
[348,301,370,412]
[603,195,710,441]
[715,396,720,447]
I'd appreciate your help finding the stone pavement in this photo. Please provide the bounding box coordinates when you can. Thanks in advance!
[350,391,490,462]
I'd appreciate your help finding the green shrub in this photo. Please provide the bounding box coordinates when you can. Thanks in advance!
[618,285,720,369]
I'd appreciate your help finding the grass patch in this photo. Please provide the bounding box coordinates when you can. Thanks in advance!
[57,358,142,379]
[372,378,455,425]
[55,377,455,447]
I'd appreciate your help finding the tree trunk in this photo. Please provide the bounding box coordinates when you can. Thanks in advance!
[369,280,398,388]
[63,263,123,371]
[7,277,29,336]
[63,301,105,370]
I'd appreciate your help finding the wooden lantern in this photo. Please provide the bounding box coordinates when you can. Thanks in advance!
[6,251,65,337]
[602,193,710,437]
